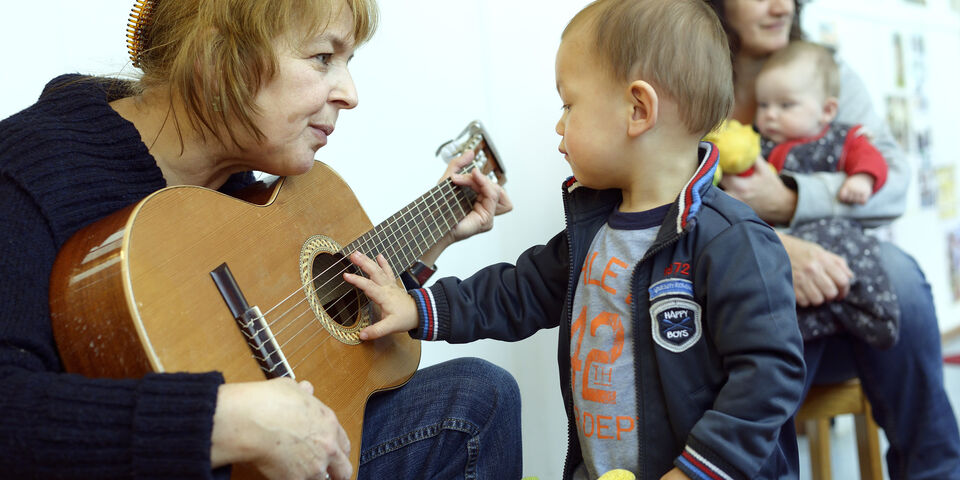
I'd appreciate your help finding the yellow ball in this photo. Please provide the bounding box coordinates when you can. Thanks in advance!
[703,119,761,176]
[597,469,637,480]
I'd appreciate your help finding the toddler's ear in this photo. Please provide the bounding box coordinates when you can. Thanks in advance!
[627,80,658,137]
[821,96,839,124]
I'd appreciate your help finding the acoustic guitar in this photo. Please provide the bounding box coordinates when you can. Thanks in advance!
[49,121,505,479]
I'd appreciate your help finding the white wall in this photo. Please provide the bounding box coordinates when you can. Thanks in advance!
[3,2,959,479]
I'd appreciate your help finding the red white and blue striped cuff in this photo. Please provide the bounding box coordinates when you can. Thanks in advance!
[676,446,735,480]
[410,288,439,341]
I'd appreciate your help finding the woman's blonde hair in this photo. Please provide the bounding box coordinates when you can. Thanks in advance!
[563,0,733,136]
[133,0,378,148]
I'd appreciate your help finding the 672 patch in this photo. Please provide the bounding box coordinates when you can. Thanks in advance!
[650,298,701,353]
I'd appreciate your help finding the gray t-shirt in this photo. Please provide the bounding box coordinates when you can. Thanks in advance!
[571,205,667,480]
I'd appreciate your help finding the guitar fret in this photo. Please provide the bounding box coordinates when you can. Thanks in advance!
[341,163,484,282]
[412,200,434,255]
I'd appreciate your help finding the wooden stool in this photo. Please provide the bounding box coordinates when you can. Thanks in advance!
[795,379,884,480]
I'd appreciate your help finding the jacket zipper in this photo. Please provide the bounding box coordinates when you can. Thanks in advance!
[560,183,687,479]
[629,231,682,480]
[561,186,578,480]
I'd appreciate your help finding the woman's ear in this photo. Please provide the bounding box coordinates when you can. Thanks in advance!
[628,80,658,137]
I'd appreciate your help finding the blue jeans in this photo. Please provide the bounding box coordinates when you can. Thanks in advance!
[802,242,960,479]
[358,357,522,479]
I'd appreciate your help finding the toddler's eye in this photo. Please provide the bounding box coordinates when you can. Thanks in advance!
[313,53,333,66]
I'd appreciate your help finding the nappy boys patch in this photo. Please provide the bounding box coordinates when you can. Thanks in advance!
[650,299,701,352]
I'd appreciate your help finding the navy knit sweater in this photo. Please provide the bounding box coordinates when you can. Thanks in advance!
[0,75,244,479]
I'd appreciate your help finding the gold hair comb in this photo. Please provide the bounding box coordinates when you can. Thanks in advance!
[126,0,156,67]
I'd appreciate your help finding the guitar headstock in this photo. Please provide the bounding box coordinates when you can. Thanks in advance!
[436,120,507,186]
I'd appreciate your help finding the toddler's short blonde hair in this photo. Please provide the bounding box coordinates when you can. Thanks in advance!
[563,0,733,136]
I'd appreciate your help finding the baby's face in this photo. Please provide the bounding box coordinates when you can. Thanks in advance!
[755,61,831,143]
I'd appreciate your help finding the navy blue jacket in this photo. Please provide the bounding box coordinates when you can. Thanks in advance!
[411,144,805,479]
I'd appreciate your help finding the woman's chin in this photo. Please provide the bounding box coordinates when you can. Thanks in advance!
[291,158,316,175]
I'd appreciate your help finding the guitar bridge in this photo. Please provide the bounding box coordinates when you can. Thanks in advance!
[210,263,294,379]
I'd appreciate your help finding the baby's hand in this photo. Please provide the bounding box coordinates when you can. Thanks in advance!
[837,173,875,205]
[343,252,419,340]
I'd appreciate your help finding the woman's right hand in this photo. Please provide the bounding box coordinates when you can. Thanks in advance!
[211,378,352,480]
[778,232,854,307]
[719,156,797,225]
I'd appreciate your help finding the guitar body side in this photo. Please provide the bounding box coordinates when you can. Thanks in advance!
[50,162,421,480]
[50,202,155,378]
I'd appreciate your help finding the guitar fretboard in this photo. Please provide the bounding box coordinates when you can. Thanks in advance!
[342,165,478,276]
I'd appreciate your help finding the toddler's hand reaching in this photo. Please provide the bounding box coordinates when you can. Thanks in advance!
[837,172,875,205]
[343,252,419,341]
[659,467,691,480]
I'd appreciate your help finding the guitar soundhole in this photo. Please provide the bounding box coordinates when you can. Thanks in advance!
[310,252,364,327]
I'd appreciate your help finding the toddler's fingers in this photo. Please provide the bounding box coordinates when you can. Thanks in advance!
[348,251,392,284]
[374,254,395,278]
[359,321,390,341]
[298,380,314,395]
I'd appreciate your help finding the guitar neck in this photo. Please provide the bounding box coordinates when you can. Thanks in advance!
[342,168,478,276]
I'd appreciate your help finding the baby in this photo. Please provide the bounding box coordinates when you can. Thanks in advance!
[755,40,887,205]
[751,40,900,350]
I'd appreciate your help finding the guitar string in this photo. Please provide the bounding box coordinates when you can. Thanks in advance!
[308,185,471,317]
[262,181,465,339]
[248,175,476,366]
[266,176,470,323]
[273,182,469,341]
[238,183,468,372]
[259,181,472,369]
[260,165,474,320]
[257,181,468,354]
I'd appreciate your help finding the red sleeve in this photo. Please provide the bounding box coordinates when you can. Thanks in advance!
[840,125,888,192]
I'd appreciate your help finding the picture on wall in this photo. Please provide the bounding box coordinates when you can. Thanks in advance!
[918,165,939,209]
[949,226,960,302]
[937,166,957,220]
[893,33,906,88]
[885,95,911,151]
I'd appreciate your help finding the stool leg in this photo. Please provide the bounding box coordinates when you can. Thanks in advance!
[806,418,833,480]
[854,404,884,480]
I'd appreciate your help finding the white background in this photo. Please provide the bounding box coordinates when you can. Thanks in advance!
[2,1,958,478]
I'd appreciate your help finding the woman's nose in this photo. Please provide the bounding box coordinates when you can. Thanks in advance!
[331,68,359,110]
[770,0,793,16]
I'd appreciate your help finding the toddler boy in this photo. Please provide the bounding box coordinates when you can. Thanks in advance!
[346,1,805,479]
